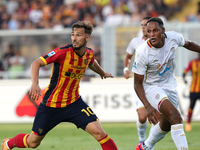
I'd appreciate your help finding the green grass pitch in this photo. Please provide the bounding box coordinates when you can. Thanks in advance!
[0,122,200,150]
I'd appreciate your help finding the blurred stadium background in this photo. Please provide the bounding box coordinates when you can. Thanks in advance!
[0,0,200,149]
[1,0,200,78]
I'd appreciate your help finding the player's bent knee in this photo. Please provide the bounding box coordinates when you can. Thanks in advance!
[170,113,182,124]
[168,108,183,124]
[91,129,107,140]
[95,129,106,137]
[138,115,147,123]
[28,141,41,148]
[137,109,147,123]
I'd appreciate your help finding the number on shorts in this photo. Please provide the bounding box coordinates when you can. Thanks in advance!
[81,107,94,116]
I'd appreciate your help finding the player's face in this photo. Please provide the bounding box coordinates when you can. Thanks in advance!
[141,19,148,37]
[147,21,165,48]
[71,28,90,50]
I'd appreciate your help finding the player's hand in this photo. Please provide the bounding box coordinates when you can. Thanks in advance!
[124,70,131,79]
[100,72,114,79]
[146,105,160,125]
[184,79,187,84]
[29,83,41,101]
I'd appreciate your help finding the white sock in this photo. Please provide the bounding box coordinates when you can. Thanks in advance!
[171,124,188,150]
[136,120,147,142]
[144,123,167,150]
[149,124,155,135]
[148,124,155,150]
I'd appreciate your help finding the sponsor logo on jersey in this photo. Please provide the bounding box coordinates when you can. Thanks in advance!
[65,71,83,79]
[76,66,83,69]
[133,62,137,69]
[158,67,171,76]
[47,51,55,57]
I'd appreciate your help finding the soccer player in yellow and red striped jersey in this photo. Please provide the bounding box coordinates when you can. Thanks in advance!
[183,53,200,132]
[40,43,95,108]
[1,21,118,150]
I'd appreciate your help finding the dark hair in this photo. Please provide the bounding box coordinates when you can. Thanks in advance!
[147,17,164,27]
[72,21,93,35]
[143,16,151,20]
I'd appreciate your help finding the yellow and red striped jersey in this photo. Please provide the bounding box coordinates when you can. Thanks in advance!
[39,44,95,108]
[184,59,200,93]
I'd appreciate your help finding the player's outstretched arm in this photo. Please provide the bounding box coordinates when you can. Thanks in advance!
[29,58,45,101]
[89,59,114,79]
[184,40,200,53]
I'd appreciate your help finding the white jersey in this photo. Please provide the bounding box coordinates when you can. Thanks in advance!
[126,36,146,55]
[132,31,185,92]
[126,36,146,110]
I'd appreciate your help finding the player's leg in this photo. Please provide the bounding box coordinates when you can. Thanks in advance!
[68,97,118,150]
[148,123,156,150]
[136,87,168,150]
[136,87,187,150]
[136,107,147,143]
[27,133,45,148]
[137,99,188,150]
[137,108,159,149]
[2,103,64,150]
[159,99,188,150]
[85,120,106,140]
[134,92,148,143]
[185,99,195,131]
[139,114,168,150]
[85,121,118,150]
[185,92,198,131]
[2,132,45,149]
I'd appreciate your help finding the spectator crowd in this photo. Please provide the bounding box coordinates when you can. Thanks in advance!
[0,0,189,30]
[0,0,190,79]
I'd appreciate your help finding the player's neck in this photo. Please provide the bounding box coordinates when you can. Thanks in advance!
[143,35,148,40]
[151,37,165,48]
[74,47,86,56]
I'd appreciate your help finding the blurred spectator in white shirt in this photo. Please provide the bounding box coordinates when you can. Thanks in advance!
[29,3,43,24]
[6,0,18,15]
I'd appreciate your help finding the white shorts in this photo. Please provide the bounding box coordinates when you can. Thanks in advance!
[133,89,145,110]
[145,86,178,113]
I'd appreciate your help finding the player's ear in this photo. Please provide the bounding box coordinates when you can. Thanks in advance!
[162,27,165,34]
[86,35,91,42]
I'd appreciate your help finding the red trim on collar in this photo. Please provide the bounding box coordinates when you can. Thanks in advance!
[147,40,152,48]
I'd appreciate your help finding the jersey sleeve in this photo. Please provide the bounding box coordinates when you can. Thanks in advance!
[167,31,185,47]
[39,47,61,65]
[89,51,95,65]
[176,32,185,46]
[132,48,147,75]
[126,39,136,55]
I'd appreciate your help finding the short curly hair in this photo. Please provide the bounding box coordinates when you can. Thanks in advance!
[147,17,164,27]
[72,21,93,35]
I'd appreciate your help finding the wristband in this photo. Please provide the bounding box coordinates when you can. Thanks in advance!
[123,67,129,73]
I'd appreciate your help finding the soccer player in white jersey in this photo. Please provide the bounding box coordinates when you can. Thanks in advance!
[124,17,157,145]
[133,17,200,150]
